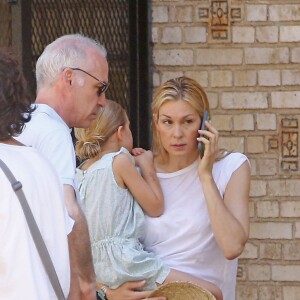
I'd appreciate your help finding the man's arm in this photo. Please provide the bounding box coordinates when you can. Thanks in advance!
[64,185,96,300]
[96,281,166,300]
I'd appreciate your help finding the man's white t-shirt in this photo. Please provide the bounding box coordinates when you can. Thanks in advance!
[16,104,76,189]
[0,143,70,299]
[16,103,78,220]
[142,153,249,300]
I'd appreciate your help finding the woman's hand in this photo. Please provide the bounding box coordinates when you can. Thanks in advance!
[197,121,219,179]
[97,281,166,300]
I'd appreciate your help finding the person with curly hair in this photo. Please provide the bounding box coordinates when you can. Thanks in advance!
[0,49,71,299]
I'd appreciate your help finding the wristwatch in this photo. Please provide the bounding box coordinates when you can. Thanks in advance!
[96,286,108,300]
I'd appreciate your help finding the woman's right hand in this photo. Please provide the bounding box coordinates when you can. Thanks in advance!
[102,281,166,300]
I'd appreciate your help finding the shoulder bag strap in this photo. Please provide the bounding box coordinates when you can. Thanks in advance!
[0,158,66,300]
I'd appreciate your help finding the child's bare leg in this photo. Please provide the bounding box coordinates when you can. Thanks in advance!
[164,269,223,300]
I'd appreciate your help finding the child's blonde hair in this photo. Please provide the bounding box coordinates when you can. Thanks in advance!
[75,99,127,160]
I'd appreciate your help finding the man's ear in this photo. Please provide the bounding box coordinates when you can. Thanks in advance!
[63,68,73,86]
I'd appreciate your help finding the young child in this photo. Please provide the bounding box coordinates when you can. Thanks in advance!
[75,100,222,300]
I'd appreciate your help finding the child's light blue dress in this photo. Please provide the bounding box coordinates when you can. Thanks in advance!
[76,147,169,289]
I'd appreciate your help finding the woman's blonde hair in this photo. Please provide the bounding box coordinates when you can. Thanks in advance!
[75,99,127,160]
[152,76,210,158]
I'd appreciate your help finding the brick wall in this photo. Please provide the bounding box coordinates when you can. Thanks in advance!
[151,1,300,299]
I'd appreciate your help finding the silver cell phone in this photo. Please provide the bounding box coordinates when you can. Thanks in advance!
[198,111,210,158]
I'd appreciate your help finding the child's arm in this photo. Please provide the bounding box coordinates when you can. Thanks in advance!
[113,151,164,217]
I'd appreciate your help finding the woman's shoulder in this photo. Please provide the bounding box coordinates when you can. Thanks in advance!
[212,152,249,191]
[214,152,249,173]
[225,152,248,162]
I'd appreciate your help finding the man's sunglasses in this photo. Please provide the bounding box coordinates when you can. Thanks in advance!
[69,67,110,96]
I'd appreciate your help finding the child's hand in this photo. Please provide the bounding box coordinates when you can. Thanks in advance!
[134,150,154,168]
[131,147,146,156]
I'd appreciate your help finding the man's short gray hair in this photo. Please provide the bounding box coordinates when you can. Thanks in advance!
[36,33,107,91]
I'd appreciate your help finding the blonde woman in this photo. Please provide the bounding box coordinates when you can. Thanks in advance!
[75,100,222,300]
[139,77,251,300]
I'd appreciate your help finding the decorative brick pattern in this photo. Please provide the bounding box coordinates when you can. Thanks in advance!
[152,1,300,299]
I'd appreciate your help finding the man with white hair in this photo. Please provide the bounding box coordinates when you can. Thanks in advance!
[16,33,108,300]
